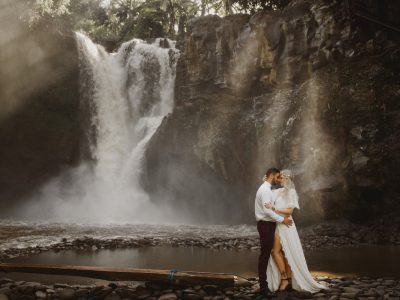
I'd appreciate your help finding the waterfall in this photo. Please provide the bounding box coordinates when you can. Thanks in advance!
[19,33,179,223]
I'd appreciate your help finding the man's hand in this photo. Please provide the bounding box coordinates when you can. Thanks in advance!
[264,202,274,210]
[282,216,293,227]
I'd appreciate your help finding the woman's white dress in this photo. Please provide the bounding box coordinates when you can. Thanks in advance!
[267,188,326,293]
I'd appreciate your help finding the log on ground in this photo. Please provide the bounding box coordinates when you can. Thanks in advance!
[0,263,235,287]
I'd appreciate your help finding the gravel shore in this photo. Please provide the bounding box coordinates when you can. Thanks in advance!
[0,276,399,300]
[1,222,399,261]
[0,221,399,299]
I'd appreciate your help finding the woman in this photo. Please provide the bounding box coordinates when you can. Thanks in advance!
[265,170,326,293]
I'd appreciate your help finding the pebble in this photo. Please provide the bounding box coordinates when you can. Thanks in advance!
[58,287,76,299]
[136,289,152,299]
[158,293,178,300]
[93,286,113,297]
[342,287,361,294]
[182,293,203,300]
[104,292,122,300]
[0,289,11,296]
[34,290,46,298]
[0,274,399,300]
[74,288,89,297]
[339,280,353,287]
[203,285,219,294]
[115,287,136,298]
[341,292,357,298]
[384,280,395,286]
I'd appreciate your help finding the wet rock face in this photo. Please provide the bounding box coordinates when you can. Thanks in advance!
[146,0,400,224]
[0,24,81,214]
[176,1,357,97]
[329,57,400,222]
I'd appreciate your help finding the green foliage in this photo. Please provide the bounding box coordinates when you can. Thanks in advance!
[232,0,291,14]
[199,0,291,15]
[26,0,292,48]
[29,0,71,20]
[24,0,72,32]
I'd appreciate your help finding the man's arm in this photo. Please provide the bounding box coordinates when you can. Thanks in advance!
[262,202,284,223]
[260,188,292,226]
[260,188,284,223]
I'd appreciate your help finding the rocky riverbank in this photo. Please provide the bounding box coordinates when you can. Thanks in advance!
[1,222,399,299]
[0,222,399,261]
[0,275,399,300]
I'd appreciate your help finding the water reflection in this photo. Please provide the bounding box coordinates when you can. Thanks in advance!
[2,246,399,284]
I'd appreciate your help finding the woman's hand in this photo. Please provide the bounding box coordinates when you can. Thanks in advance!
[264,203,275,210]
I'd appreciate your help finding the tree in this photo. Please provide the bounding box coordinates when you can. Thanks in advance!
[231,0,292,14]
[161,0,199,36]
[24,0,293,50]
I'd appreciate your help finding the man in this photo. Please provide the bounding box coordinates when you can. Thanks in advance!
[255,168,293,295]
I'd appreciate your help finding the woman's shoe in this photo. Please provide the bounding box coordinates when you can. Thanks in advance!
[278,278,289,291]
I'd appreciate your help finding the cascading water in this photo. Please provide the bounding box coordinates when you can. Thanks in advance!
[19,33,179,223]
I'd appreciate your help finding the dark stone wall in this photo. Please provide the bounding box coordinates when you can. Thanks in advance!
[145,0,400,224]
[1,0,399,225]
[0,24,81,215]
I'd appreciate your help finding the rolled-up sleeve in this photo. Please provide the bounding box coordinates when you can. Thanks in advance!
[260,188,284,223]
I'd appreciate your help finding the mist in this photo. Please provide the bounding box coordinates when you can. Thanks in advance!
[1,0,384,225]
[6,32,184,224]
[0,1,73,122]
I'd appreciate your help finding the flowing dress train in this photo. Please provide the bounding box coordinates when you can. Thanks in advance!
[267,188,326,293]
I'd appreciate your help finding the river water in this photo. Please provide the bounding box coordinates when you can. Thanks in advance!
[2,245,399,284]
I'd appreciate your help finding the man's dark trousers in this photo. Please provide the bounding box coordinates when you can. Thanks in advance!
[257,220,276,290]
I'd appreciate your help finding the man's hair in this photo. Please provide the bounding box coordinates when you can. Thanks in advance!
[266,168,280,178]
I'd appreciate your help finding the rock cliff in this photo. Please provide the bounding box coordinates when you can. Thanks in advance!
[146,0,400,224]
[0,23,81,215]
[1,0,399,225]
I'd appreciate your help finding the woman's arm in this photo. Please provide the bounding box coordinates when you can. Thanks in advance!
[264,204,294,216]
[275,207,294,215]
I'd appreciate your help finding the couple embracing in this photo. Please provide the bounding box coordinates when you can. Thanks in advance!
[255,168,326,296]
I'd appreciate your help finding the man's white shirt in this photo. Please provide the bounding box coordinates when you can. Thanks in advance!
[254,181,284,223]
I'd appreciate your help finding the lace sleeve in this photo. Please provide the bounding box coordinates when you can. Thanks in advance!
[288,189,300,209]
